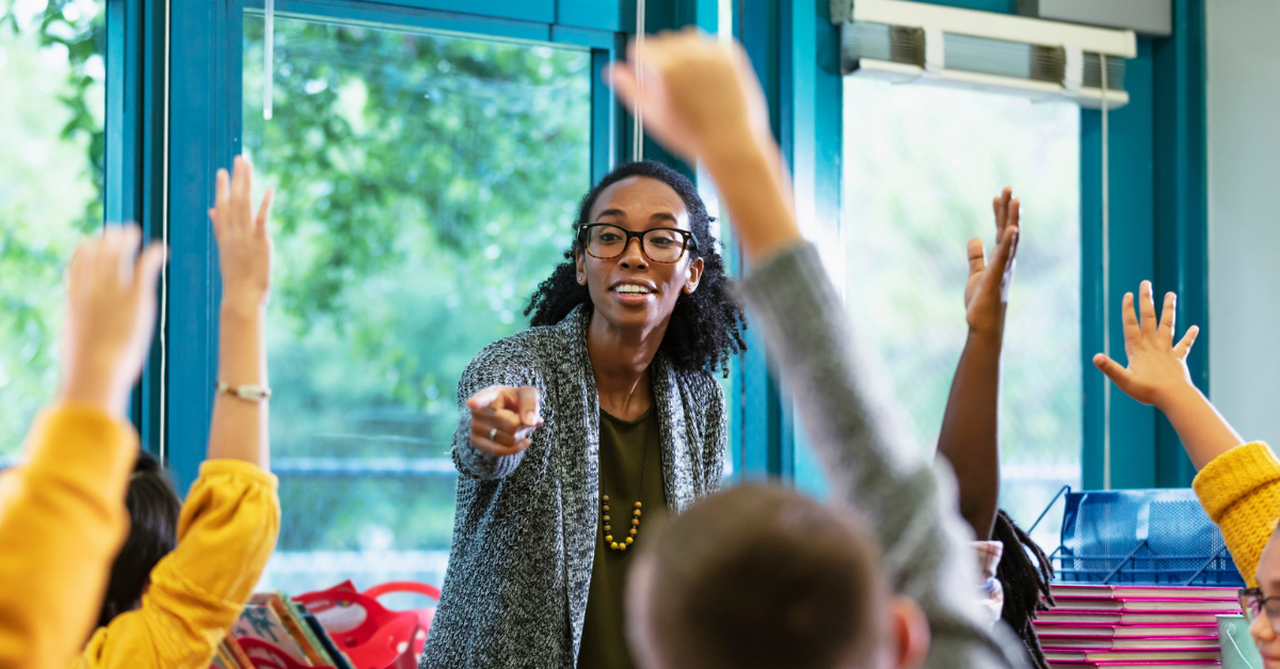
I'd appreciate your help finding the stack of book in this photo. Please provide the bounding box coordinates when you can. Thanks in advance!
[213,592,353,669]
[1035,584,1243,669]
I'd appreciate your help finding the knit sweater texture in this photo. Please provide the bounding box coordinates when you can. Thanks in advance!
[421,304,727,668]
[736,242,1026,669]
[1192,440,1280,587]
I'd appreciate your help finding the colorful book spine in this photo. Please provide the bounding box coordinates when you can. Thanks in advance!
[222,635,257,669]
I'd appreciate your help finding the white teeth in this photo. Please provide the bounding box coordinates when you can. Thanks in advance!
[614,285,652,295]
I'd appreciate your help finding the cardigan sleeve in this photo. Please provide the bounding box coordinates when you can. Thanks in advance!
[736,242,1025,669]
[0,404,137,669]
[451,340,550,480]
[701,375,727,496]
[75,460,280,669]
[1192,441,1280,587]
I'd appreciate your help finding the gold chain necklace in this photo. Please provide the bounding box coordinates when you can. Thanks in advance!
[600,411,650,551]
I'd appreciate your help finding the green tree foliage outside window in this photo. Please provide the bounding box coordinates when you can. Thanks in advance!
[0,0,104,458]
[241,17,591,592]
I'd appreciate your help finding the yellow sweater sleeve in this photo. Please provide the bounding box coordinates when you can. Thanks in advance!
[1192,441,1280,588]
[75,460,280,669]
[0,404,138,669]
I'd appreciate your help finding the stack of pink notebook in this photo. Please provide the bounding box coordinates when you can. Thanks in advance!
[1035,584,1243,669]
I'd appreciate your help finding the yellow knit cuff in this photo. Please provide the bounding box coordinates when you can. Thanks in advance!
[1192,441,1280,522]
[197,459,279,491]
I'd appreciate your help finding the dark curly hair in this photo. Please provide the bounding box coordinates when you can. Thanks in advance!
[525,161,747,376]
[993,509,1056,669]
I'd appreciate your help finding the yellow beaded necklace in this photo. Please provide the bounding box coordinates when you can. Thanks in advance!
[600,411,651,552]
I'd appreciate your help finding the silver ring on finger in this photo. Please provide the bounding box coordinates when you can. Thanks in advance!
[489,427,498,441]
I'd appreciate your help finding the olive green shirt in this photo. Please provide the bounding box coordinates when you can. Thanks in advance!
[577,407,667,669]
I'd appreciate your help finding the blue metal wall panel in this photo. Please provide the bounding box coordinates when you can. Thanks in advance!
[558,0,624,32]
[106,0,167,456]
[1152,0,1206,488]
[791,0,841,499]
[166,0,237,492]
[1081,41,1158,490]
[355,0,554,24]
[241,0,552,42]
[552,25,618,49]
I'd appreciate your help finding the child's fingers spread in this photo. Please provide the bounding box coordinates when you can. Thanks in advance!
[1093,353,1131,386]
[606,64,642,112]
[133,242,168,295]
[990,225,1016,272]
[256,187,275,235]
[1174,324,1200,357]
[1121,292,1140,342]
[966,238,985,275]
[1138,281,1158,336]
[1157,292,1177,342]
[94,225,122,284]
[118,224,142,282]
[215,168,231,232]
[67,241,93,294]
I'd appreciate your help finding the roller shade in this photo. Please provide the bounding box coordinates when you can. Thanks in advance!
[832,0,1137,108]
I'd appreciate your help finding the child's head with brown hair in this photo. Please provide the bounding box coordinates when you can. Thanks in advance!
[626,484,930,669]
[96,450,181,628]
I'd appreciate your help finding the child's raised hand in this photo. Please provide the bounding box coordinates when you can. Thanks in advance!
[606,29,772,165]
[59,224,168,416]
[1093,281,1200,408]
[208,156,274,309]
[964,187,1021,336]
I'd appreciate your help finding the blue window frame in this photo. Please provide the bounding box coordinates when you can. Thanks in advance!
[159,0,629,491]
[105,0,1208,506]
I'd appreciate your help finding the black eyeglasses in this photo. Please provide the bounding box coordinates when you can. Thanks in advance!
[1241,588,1280,632]
[579,223,698,264]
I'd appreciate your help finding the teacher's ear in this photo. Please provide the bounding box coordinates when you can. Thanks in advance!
[682,257,704,295]
[575,250,588,286]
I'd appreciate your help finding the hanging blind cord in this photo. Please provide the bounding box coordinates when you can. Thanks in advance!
[264,0,274,120]
[632,0,645,161]
[1101,53,1112,489]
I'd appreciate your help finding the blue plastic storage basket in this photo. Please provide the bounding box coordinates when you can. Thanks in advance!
[1039,487,1244,586]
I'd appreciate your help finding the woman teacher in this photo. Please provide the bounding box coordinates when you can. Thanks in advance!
[422,160,747,669]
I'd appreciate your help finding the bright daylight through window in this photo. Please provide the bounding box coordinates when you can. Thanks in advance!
[241,15,592,595]
[0,0,105,460]
[842,76,1081,548]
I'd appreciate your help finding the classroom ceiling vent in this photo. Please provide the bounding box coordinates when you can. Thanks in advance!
[831,0,1137,109]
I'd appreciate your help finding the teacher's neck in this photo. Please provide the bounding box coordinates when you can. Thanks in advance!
[586,310,667,419]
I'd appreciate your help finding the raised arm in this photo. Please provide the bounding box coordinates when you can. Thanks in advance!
[609,30,1023,669]
[206,156,274,467]
[1092,282,1241,469]
[935,190,1021,541]
[1092,283,1280,585]
[0,227,165,669]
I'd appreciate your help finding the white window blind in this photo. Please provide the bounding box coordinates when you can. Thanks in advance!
[831,0,1136,108]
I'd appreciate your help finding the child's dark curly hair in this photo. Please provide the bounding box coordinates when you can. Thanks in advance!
[525,161,747,376]
[993,509,1056,669]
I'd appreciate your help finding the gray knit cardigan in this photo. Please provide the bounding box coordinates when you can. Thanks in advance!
[420,304,727,668]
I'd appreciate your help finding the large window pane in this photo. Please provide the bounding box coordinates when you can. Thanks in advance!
[842,78,1081,549]
[242,17,592,594]
[0,0,105,459]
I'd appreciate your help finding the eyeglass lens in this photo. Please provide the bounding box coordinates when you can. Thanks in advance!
[585,224,687,263]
